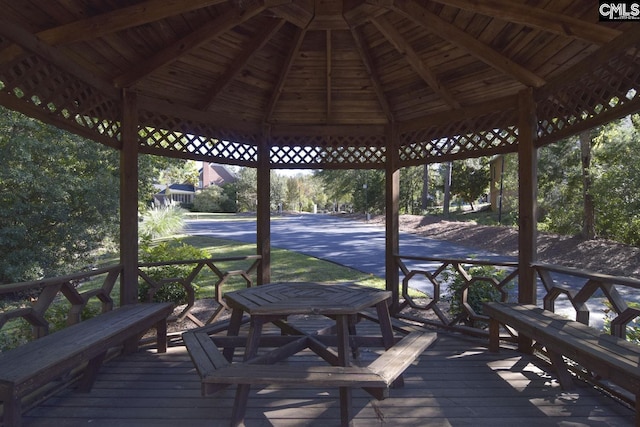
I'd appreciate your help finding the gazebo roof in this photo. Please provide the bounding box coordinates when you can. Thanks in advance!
[1,1,639,169]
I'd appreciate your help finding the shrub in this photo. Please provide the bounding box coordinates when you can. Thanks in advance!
[444,264,514,322]
[603,300,640,344]
[138,240,209,305]
[139,205,186,242]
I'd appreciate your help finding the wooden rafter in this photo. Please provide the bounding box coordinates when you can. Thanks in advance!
[429,0,621,45]
[113,2,271,88]
[371,15,461,109]
[349,25,394,123]
[0,16,116,96]
[264,26,308,123]
[327,30,333,123]
[392,0,546,88]
[0,0,227,65]
[199,18,285,111]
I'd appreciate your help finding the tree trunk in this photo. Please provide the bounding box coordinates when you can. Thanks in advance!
[580,130,596,240]
[421,164,430,210]
[443,162,452,217]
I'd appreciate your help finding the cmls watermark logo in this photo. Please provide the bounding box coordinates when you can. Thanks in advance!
[599,1,640,20]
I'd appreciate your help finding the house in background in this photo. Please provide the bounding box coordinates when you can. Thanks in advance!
[200,162,237,189]
[153,183,196,206]
[153,162,237,207]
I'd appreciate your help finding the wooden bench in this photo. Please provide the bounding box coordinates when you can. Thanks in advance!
[484,302,640,421]
[184,330,435,424]
[0,302,173,427]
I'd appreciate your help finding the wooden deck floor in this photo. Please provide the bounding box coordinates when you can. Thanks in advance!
[21,317,635,427]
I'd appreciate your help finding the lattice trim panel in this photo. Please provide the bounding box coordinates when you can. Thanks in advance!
[0,53,121,146]
[270,134,386,168]
[536,48,640,145]
[399,108,518,165]
[138,109,259,165]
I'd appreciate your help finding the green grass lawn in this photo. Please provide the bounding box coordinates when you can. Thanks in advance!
[142,234,386,299]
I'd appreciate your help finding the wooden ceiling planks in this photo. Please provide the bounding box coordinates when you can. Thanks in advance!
[0,0,638,166]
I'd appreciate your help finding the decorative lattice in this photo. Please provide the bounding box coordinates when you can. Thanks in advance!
[0,54,121,145]
[138,109,259,165]
[399,108,518,165]
[270,134,386,168]
[536,49,640,145]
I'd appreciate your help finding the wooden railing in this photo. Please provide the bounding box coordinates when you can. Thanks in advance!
[395,254,518,334]
[533,262,640,339]
[137,255,262,326]
[0,265,122,340]
[0,255,262,348]
[396,254,640,341]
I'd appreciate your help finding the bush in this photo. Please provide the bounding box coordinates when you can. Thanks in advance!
[139,205,186,242]
[138,240,209,305]
[444,264,514,321]
[603,300,640,344]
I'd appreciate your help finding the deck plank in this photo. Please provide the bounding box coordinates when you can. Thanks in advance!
[22,317,635,426]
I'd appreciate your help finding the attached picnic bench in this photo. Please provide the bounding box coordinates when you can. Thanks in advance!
[484,302,640,421]
[184,329,436,423]
[0,302,173,427]
[185,330,435,390]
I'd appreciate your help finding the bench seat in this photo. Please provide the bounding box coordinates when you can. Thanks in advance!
[184,330,436,398]
[484,302,640,421]
[0,302,173,427]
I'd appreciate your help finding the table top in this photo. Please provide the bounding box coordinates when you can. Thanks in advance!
[224,282,391,316]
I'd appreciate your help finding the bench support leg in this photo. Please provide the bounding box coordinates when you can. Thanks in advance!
[547,349,575,390]
[156,318,168,353]
[77,351,107,393]
[488,318,500,352]
[3,392,21,427]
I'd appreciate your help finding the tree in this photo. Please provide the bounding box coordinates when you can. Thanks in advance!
[400,166,425,214]
[580,130,596,239]
[235,167,257,212]
[0,107,120,283]
[192,185,230,212]
[0,107,177,283]
[450,158,490,211]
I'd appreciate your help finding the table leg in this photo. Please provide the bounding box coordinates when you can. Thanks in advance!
[348,314,359,359]
[336,314,354,426]
[223,308,244,362]
[231,316,265,426]
[375,300,404,388]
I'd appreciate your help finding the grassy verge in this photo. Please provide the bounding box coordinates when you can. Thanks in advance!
[144,235,385,299]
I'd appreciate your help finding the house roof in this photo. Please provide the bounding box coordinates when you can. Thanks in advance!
[154,184,196,195]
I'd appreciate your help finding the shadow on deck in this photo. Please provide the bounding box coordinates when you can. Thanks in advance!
[21,317,635,427]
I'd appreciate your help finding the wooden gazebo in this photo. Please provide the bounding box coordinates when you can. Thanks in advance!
[2,1,640,425]
[2,0,638,311]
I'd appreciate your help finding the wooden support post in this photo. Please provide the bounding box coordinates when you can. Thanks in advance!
[256,128,271,285]
[385,124,400,314]
[517,88,538,353]
[120,89,139,305]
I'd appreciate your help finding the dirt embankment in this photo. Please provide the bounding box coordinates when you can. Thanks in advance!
[365,214,640,278]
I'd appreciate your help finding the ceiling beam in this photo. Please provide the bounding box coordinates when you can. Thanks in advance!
[264,27,308,122]
[199,18,285,111]
[349,25,394,122]
[327,30,333,123]
[392,0,546,88]
[372,15,461,109]
[113,3,268,88]
[0,16,116,97]
[429,0,621,45]
[0,0,228,64]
